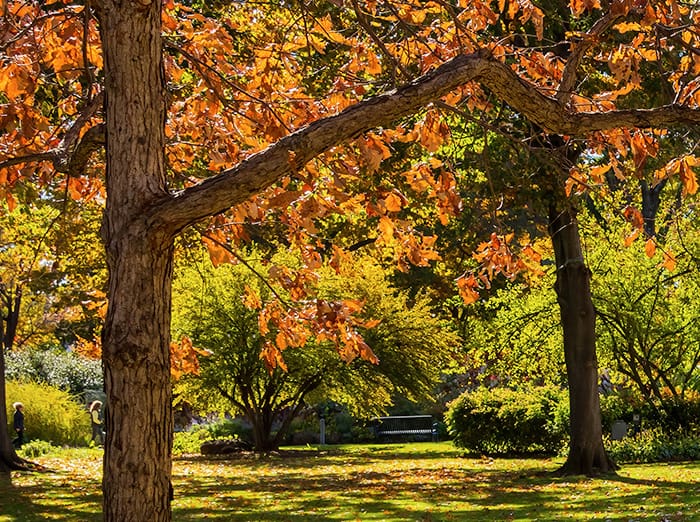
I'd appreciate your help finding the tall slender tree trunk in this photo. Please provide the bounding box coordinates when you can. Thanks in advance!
[100,1,174,520]
[548,202,616,475]
[0,348,26,480]
[0,295,30,479]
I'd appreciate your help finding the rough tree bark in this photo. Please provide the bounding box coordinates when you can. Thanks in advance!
[548,202,617,475]
[100,1,174,520]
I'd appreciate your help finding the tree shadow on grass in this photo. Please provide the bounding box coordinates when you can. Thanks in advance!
[175,444,464,466]
[0,473,101,522]
[171,456,699,522]
[172,467,560,521]
[456,465,699,522]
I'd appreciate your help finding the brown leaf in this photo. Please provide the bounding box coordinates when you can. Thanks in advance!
[384,192,403,212]
[456,274,480,305]
[679,158,698,195]
[202,231,235,267]
[660,250,676,272]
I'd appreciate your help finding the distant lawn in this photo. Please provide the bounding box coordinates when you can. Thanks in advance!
[1,442,698,521]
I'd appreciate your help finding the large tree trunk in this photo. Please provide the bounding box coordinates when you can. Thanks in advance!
[101,236,174,520]
[548,202,616,475]
[100,1,174,520]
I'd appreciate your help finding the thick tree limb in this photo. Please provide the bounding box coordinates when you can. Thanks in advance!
[154,50,700,234]
[63,124,106,175]
[0,94,104,177]
[54,94,105,177]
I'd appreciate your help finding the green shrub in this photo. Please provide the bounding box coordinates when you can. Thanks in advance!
[445,386,568,455]
[647,397,700,432]
[599,393,632,431]
[18,440,57,458]
[173,426,215,455]
[206,418,253,442]
[285,412,320,445]
[6,380,91,446]
[598,392,700,435]
[5,348,103,395]
[284,407,369,445]
[608,427,700,463]
[172,419,254,455]
[331,411,354,443]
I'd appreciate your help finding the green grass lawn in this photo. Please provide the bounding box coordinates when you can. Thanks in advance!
[1,442,698,521]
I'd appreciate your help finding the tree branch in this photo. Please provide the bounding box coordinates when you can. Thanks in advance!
[0,94,104,177]
[556,11,625,104]
[152,50,700,234]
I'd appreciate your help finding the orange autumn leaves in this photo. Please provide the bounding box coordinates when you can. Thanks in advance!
[1,1,104,207]
[622,205,677,272]
[203,230,382,372]
[74,334,209,380]
[456,233,542,305]
[565,128,694,275]
[567,130,699,199]
[170,336,210,381]
[655,156,700,196]
[257,298,380,372]
[75,328,206,381]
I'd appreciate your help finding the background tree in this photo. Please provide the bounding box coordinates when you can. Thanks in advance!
[587,207,700,414]
[460,275,564,389]
[458,198,700,427]
[0,197,104,473]
[172,248,457,451]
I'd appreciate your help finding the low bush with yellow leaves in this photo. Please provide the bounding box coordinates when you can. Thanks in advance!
[5,380,91,447]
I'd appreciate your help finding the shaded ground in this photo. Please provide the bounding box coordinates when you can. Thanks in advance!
[171,444,700,521]
[0,443,698,521]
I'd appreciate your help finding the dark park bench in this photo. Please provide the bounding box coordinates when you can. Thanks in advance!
[373,415,437,442]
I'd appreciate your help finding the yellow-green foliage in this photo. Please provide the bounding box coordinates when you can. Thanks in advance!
[5,380,91,446]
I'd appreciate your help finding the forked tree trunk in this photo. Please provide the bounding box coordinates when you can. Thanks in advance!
[548,202,616,475]
[249,410,277,452]
[100,1,174,520]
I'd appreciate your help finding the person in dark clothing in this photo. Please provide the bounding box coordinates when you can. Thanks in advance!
[12,402,24,448]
